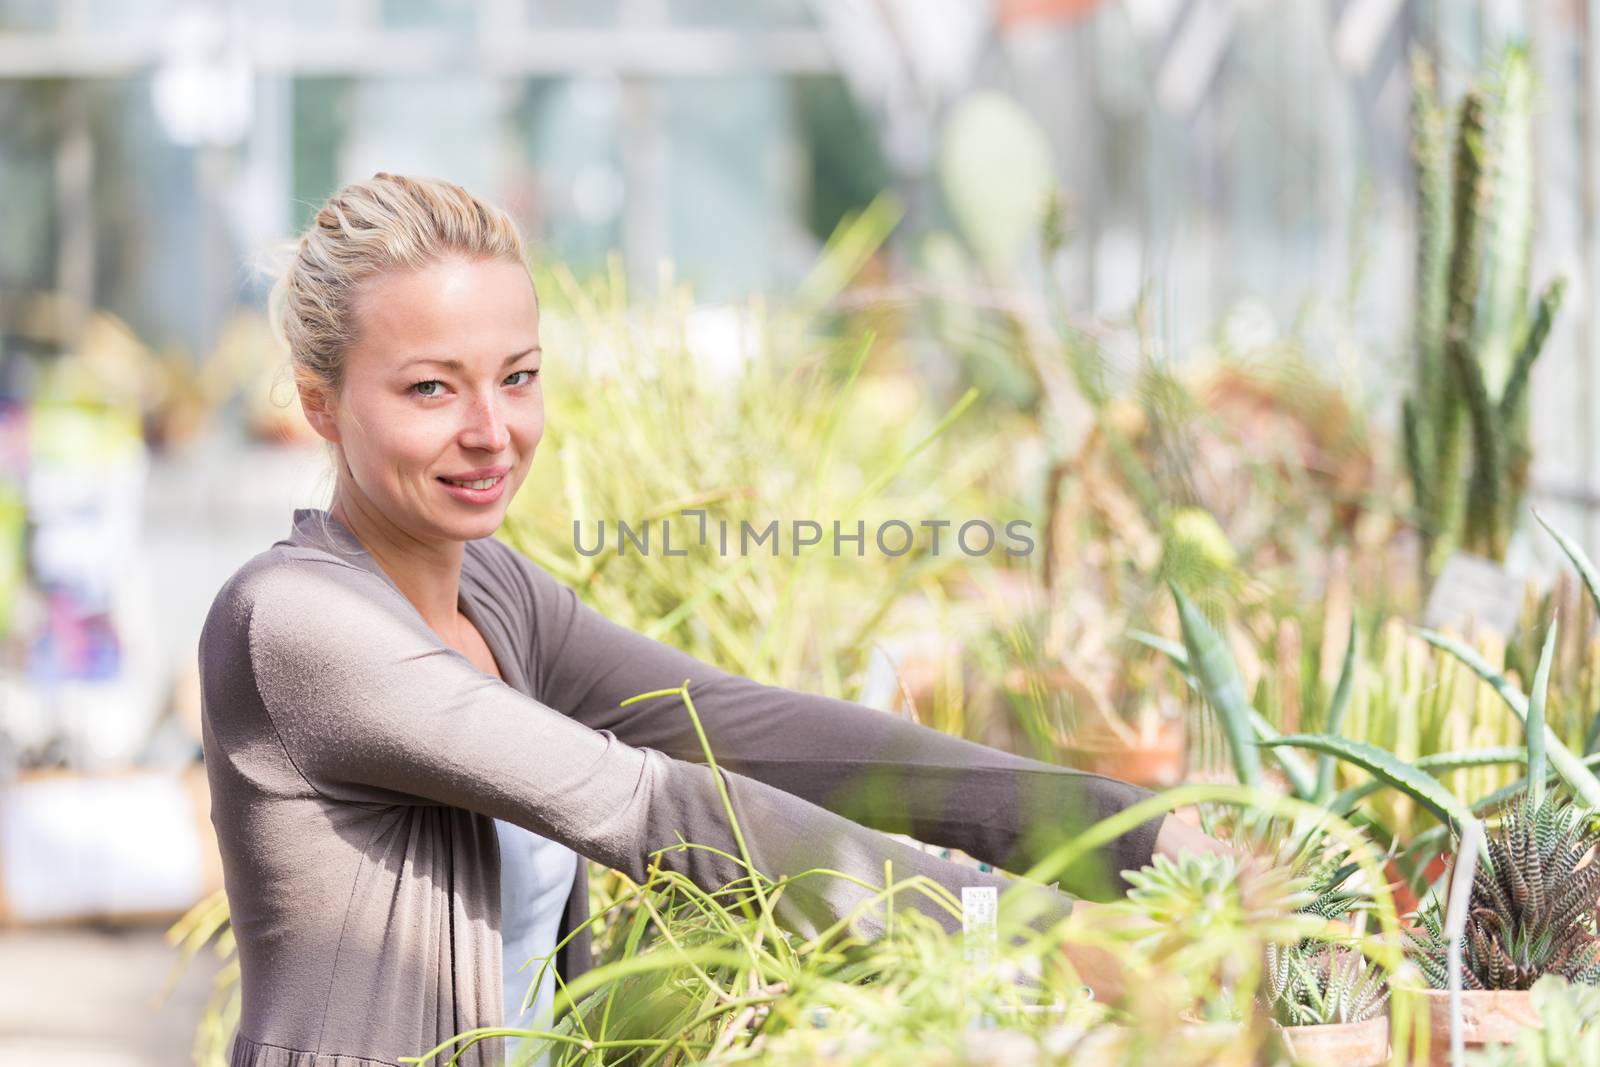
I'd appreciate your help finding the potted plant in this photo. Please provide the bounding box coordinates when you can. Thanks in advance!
[1405,789,1600,1063]
[1110,828,1393,1067]
[1262,850,1391,1067]
[1267,942,1390,1066]
[977,600,1187,787]
[1149,512,1600,1065]
[1267,602,1600,1062]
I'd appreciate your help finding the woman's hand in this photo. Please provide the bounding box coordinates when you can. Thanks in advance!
[1055,898,1135,1002]
[1153,812,1241,864]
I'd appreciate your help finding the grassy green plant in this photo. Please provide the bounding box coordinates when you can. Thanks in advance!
[161,887,238,1067]
[503,259,1004,703]
[422,679,1096,1067]
[434,780,1427,1067]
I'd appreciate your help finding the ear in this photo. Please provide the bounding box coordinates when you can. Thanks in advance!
[296,379,343,445]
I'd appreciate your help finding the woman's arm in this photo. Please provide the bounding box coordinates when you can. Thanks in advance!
[227,552,1071,947]
[502,543,1167,901]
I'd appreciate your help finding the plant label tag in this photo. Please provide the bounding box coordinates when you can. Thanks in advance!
[962,885,998,967]
[1424,552,1523,638]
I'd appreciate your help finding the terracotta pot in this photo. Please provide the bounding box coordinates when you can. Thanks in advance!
[1384,851,1449,917]
[1061,721,1185,787]
[1277,1014,1389,1067]
[1414,988,1541,1066]
[1173,1015,1247,1061]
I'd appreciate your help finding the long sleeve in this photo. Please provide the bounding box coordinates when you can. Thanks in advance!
[488,540,1164,901]
[238,551,1069,947]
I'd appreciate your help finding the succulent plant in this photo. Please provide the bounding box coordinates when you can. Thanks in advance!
[1261,847,1390,1026]
[1264,942,1389,1026]
[1404,45,1566,568]
[1121,851,1316,955]
[1410,792,1600,990]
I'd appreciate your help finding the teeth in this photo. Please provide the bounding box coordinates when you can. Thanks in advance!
[446,476,501,490]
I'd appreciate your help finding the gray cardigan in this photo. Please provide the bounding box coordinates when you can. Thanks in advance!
[200,508,1161,1066]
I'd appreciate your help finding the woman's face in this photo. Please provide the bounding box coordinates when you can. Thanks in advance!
[314,255,544,546]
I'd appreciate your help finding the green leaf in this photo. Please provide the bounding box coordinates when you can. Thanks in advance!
[1171,585,1261,787]
[1328,747,1531,814]
[1418,747,1531,772]
[1534,510,1600,618]
[1127,629,1189,665]
[1527,619,1556,808]
[1248,710,1317,800]
[1316,617,1360,803]
[1415,627,1600,808]
[1449,751,1600,822]
[1261,734,1479,831]
[1128,626,1312,794]
[1534,509,1600,756]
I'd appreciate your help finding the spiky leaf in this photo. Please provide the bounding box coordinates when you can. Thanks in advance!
[1171,585,1261,787]
[1262,734,1479,832]
[1315,617,1360,802]
[1416,627,1600,807]
[1528,620,1557,808]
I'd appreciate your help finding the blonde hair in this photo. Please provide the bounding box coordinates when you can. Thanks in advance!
[270,172,528,401]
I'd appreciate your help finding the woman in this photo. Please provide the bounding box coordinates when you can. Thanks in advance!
[199,172,1224,1067]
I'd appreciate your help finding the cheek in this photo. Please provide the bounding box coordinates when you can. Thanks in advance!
[514,396,545,444]
[343,399,441,474]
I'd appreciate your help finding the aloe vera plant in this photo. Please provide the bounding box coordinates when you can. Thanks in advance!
[1416,514,1600,810]
[1407,544,1600,992]
[1142,585,1366,806]
[1404,46,1567,568]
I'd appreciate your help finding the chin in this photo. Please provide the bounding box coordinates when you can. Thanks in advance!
[440,510,506,542]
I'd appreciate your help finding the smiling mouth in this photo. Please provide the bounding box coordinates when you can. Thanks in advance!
[439,475,504,490]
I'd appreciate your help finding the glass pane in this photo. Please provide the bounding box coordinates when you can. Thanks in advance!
[0,0,55,31]
[525,0,622,27]
[381,0,475,29]
[669,0,811,28]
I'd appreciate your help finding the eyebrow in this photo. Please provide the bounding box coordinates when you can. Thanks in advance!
[400,347,541,372]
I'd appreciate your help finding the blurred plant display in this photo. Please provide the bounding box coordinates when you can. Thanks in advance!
[500,250,1002,702]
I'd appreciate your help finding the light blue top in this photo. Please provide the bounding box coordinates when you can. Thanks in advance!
[496,818,579,1067]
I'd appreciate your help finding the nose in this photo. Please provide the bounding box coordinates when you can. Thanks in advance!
[459,387,510,453]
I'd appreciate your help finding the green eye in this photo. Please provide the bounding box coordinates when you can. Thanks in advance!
[506,369,540,387]
[411,380,443,397]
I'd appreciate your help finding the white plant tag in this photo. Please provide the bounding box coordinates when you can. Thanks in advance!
[1424,552,1523,638]
[962,885,998,967]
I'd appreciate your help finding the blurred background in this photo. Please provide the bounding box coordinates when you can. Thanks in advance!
[4,0,1600,1063]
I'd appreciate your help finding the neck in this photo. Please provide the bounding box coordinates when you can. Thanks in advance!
[329,488,466,638]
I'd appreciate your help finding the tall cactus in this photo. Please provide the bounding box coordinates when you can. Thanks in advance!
[1405,46,1565,570]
